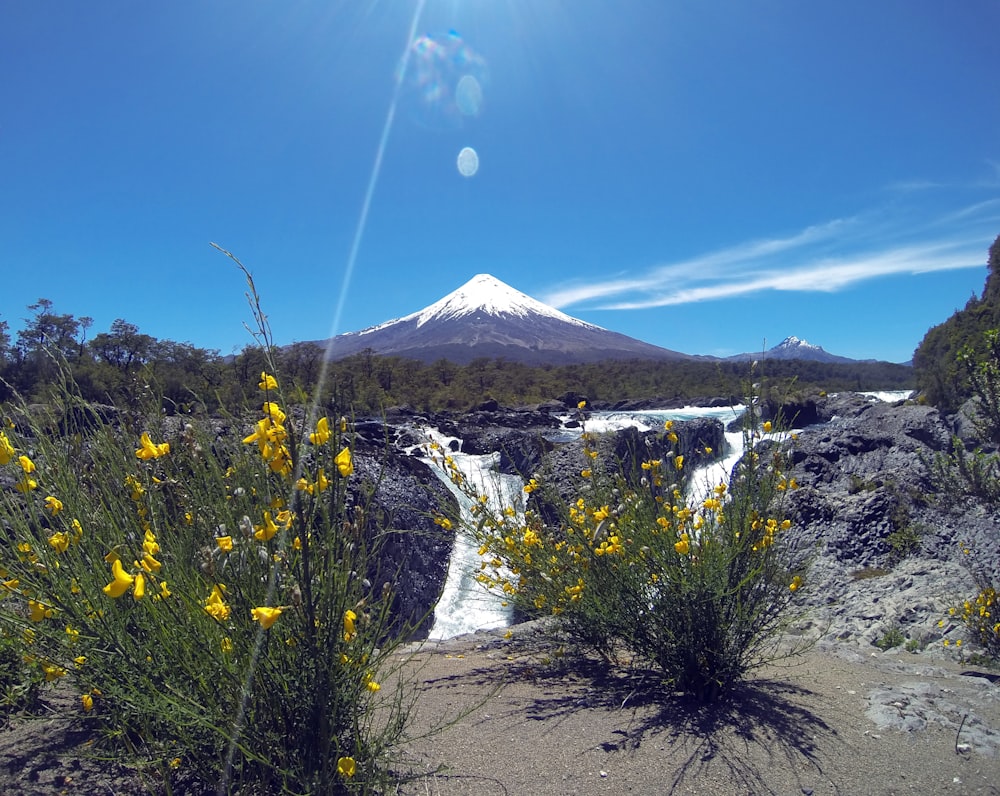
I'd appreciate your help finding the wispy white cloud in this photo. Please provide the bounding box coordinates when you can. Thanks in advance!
[541,204,996,312]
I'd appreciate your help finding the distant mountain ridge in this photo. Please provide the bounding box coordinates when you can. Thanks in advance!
[316,274,868,365]
[726,336,863,364]
[318,274,691,365]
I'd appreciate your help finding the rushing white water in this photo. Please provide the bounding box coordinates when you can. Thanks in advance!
[858,389,914,403]
[424,392,914,638]
[419,427,518,640]
[422,404,748,639]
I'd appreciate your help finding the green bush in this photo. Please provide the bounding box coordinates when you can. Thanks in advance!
[875,627,905,651]
[436,384,809,703]
[0,274,415,793]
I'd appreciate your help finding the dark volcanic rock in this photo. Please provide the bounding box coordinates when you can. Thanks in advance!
[527,418,726,524]
[779,396,1000,650]
[451,406,562,476]
[766,391,879,429]
[352,450,457,641]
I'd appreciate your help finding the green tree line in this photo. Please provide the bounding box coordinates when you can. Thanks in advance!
[0,298,914,416]
[913,234,1000,411]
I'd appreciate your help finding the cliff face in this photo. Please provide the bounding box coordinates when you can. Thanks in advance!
[914,234,1000,410]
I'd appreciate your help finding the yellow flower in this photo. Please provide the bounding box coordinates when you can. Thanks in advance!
[261,401,286,425]
[204,585,230,621]
[337,756,356,779]
[674,455,684,471]
[789,575,803,592]
[674,534,691,556]
[133,572,146,600]
[253,511,280,542]
[81,693,94,712]
[763,421,773,433]
[365,679,381,693]
[140,553,162,573]
[135,432,170,459]
[577,400,587,410]
[343,609,357,642]
[18,455,35,474]
[48,531,70,554]
[42,662,66,682]
[15,477,38,493]
[335,447,353,477]
[0,431,15,465]
[142,530,160,557]
[581,469,592,478]
[258,371,278,391]
[216,535,233,553]
[28,600,54,622]
[309,416,332,446]
[103,559,134,598]
[44,496,64,516]
[251,606,283,629]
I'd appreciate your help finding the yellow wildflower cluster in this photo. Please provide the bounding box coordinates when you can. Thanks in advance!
[0,429,41,493]
[437,411,800,634]
[0,360,397,789]
[956,586,1000,652]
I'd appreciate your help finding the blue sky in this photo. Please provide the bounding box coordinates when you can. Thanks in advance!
[2,1,998,364]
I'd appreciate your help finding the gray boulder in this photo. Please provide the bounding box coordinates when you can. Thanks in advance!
[780,397,1000,653]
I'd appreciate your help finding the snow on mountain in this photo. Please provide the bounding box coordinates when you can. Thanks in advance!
[317,274,689,365]
[727,336,858,364]
[361,274,601,334]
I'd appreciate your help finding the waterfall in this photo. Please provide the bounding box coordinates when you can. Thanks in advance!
[421,404,747,639]
[418,427,517,640]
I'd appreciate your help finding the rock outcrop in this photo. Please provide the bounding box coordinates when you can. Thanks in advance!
[779,395,1000,652]
[351,449,457,641]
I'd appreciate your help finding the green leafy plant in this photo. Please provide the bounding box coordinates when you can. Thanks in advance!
[436,379,809,703]
[875,626,905,651]
[925,328,1000,665]
[0,268,416,793]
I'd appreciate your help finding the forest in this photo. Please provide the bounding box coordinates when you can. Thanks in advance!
[0,297,917,416]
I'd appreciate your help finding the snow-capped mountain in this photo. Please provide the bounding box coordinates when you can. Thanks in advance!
[727,336,859,364]
[318,274,690,365]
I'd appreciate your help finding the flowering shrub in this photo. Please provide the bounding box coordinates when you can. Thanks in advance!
[433,388,808,702]
[927,329,1000,664]
[955,584,1000,660]
[0,272,415,795]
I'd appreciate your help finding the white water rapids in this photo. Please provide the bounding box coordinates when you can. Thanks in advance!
[423,392,913,639]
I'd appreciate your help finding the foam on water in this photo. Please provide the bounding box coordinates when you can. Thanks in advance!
[417,427,516,639]
[425,403,750,638]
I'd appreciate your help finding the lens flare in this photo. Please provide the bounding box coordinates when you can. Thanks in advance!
[457,146,479,177]
[402,29,488,128]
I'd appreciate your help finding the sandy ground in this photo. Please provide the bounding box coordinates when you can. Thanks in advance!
[393,623,1000,796]
[1,622,998,795]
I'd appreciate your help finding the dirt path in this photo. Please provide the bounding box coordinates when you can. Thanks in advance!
[394,624,1000,795]
[1,623,998,795]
